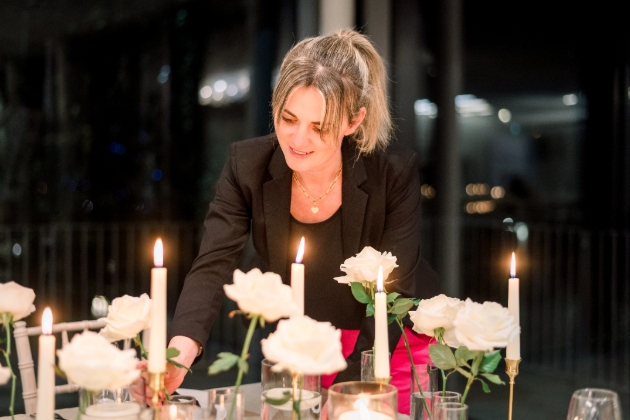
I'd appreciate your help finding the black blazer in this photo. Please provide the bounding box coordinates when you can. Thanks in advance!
[170,134,439,377]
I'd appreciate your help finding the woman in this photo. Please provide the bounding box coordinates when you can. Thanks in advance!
[166,29,439,411]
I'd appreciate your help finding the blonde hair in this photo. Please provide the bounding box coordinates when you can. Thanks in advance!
[272,29,392,154]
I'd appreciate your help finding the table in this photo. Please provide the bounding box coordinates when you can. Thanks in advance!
[1,383,408,420]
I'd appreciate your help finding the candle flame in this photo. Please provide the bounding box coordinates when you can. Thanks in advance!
[355,398,371,420]
[510,252,516,278]
[296,237,305,264]
[169,404,178,420]
[42,307,53,335]
[376,265,384,293]
[154,238,164,267]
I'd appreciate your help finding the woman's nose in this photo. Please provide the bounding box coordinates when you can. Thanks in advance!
[292,124,310,147]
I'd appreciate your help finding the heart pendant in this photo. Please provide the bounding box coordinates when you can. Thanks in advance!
[311,206,319,214]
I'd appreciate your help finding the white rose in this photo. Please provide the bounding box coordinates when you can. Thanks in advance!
[0,365,10,385]
[0,281,36,322]
[334,246,399,284]
[99,294,152,342]
[409,294,463,337]
[57,331,140,391]
[261,315,347,375]
[449,299,519,351]
[224,269,297,322]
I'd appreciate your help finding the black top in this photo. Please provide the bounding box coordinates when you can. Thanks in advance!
[288,207,365,330]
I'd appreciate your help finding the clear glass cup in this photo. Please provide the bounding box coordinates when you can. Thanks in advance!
[208,387,244,420]
[410,363,439,395]
[567,388,622,420]
[433,402,468,420]
[410,391,434,420]
[432,391,461,405]
[79,387,140,418]
[360,350,391,382]
[328,381,398,420]
[261,359,322,420]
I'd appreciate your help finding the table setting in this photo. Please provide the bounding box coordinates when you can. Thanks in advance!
[0,240,624,420]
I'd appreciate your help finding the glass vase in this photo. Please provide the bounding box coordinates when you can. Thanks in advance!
[79,388,141,419]
[208,387,244,420]
[360,350,391,382]
[567,388,622,420]
[261,359,322,420]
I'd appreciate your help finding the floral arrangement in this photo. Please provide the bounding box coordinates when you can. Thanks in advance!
[208,268,298,420]
[0,281,36,420]
[338,247,519,409]
[410,296,519,404]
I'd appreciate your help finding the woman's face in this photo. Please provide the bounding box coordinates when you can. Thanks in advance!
[275,86,363,175]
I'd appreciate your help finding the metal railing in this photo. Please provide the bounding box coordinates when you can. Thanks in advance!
[1,220,629,393]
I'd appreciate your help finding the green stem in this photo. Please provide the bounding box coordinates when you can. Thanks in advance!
[396,318,431,420]
[441,369,447,394]
[133,334,148,359]
[291,373,303,420]
[461,375,474,406]
[2,314,16,420]
[230,315,258,420]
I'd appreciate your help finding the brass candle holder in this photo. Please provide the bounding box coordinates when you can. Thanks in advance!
[374,376,391,385]
[505,358,521,420]
[148,371,165,408]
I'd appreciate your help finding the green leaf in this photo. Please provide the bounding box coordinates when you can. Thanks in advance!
[237,358,249,374]
[351,282,371,304]
[454,346,475,365]
[166,347,181,359]
[366,302,375,317]
[259,317,266,328]
[429,344,457,370]
[413,298,421,306]
[208,352,239,375]
[386,292,401,303]
[387,314,398,324]
[168,358,192,373]
[389,298,414,315]
[470,351,484,376]
[477,377,491,393]
[479,351,502,373]
[481,373,505,385]
[264,391,292,406]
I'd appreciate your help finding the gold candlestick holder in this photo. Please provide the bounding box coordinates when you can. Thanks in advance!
[505,358,521,420]
[148,371,165,408]
[374,376,391,385]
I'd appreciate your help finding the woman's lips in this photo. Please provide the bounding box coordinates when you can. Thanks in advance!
[289,147,312,158]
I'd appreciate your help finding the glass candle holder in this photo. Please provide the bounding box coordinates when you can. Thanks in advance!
[207,387,244,420]
[261,359,322,420]
[79,387,140,420]
[433,402,468,420]
[140,405,210,420]
[328,381,398,420]
[410,391,434,420]
[567,388,622,420]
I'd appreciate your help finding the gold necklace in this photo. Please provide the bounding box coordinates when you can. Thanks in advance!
[293,163,343,214]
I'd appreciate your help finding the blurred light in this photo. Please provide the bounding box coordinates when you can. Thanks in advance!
[152,169,163,181]
[421,184,435,199]
[510,122,521,135]
[157,65,171,84]
[212,91,224,101]
[498,109,512,123]
[491,186,505,199]
[200,86,212,99]
[91,296,109,318]
[238,76,250,90]
[226,85,238,97]
[562,94,578,106]
[414,99,438,118]
[12,243,22,257]
[455,94,494,117]
[214,80,227,93]
[466,200,495,214]
[503,217,514,224]
[515,222,529,242]
[465,203,475,213]
[479,184,488,195]
[466,184,474,195]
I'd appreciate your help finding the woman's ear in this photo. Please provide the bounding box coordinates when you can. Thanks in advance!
[343,107,367,136]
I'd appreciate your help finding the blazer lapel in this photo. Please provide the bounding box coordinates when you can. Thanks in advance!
[341,141,368,258]
[263,144,292,282]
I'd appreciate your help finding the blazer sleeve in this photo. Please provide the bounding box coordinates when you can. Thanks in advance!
[169,143,252,349]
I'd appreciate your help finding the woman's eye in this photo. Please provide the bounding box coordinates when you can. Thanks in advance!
[313,126,321,133]
[281,116,295,124]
